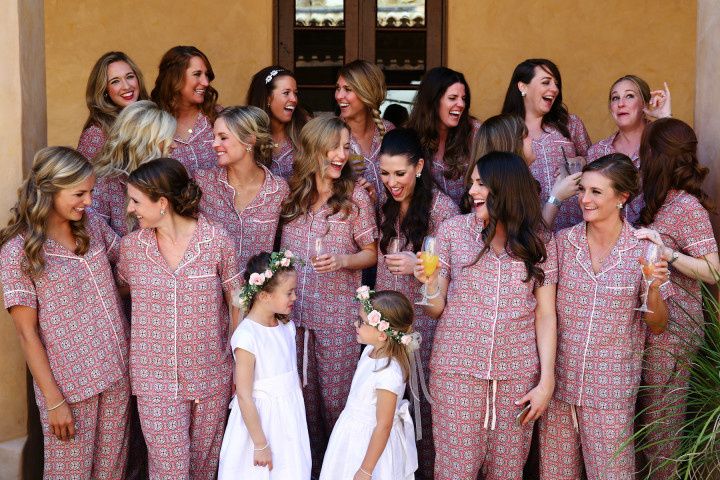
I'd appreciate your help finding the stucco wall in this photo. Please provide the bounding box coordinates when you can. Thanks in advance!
[45,0,275,146]
[448,0,696,141]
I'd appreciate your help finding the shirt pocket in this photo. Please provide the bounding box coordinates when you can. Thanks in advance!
[327,219,352,250]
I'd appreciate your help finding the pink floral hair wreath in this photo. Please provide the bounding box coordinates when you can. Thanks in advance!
[354,286,421,352]
[233,250,302,309]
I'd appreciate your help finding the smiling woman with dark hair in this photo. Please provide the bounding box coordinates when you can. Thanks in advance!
[414,151,557,480]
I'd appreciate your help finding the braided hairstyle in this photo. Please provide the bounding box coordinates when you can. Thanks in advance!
[127,157,202,218]
[337,60,388,137]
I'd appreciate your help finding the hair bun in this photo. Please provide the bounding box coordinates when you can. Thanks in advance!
[175,178,202,217]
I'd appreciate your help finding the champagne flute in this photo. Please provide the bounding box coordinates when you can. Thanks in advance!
[311,237,325,265]
[562,146,583,175]
[636,242,660,313]
[416,236,439,306]
[349,153,366,177]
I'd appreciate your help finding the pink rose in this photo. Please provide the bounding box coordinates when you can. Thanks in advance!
[378,320,390,332]
[264,269,273,278]
[367,310,381,326]
[280,258,291,267]
[284,250,293,258]
[401,335,412,345]
[356,286,371,300]
[249,272,264,286]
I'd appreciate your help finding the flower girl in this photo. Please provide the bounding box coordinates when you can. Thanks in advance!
[320,287,419,480]
[218,250,311,479]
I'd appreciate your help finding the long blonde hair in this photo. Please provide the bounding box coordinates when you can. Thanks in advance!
[0,147,94,277]
[281,115,356,224]
[94,100,176,178]
[217,106,274,168]
[338,60,387,137]
[83,51,150,134]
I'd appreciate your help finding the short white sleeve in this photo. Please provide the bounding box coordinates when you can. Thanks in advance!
[374,358,405,398]
[230,319,257,356]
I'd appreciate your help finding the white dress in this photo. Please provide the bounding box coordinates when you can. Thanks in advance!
[218,318,311,479]
[320,345,417,480]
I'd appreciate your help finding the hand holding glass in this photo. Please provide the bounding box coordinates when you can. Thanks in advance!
[416,236,439,306]
[636,243,660,313]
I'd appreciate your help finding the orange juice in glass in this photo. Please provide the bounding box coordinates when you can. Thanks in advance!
[416,236,438,305]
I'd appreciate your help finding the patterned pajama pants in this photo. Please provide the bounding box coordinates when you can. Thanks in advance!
[412,320,436,480]
[638,346,692,478]
[136,382,231,480]
[538,398,636,480]
[297,326,358,478]
[39,376,131,480]
[430,373,536,480]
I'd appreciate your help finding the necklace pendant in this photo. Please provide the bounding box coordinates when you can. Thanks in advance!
[188,128,193,134]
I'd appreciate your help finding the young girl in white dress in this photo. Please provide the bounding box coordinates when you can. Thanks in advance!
[320,288,419,480]
[218,250,311,479]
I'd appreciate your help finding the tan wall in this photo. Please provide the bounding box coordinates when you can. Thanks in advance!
[45,0,274,146]
[448,0,697,142]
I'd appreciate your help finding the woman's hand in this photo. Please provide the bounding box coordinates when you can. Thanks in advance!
[354,469,372,480]
[48,401,75,441]
[635,227,670,288]
[253,444,273,470]
[357,177,377,205]
[384,252,418,275]
[550,171,582,202]
[634,228,666,250]
[645,82,672,119]
[514,379,554,426]
[312,253,346,273]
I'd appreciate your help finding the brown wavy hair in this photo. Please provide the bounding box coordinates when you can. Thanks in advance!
[242,251,296,324]
[0,147,93,277]
[583,153,640,218]
[83,51,150,134]
[246,66,309,151]
[127,158,202,219]
[337,60,388,137]
[638,118,714,225]
[406,67,474,180]
[471,151,548,284]
[280,115,357,226]
[151,46,219,122]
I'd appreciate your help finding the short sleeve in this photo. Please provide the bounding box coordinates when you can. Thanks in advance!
[230,321,256,355]
[436,217,453,279]
[91,214,121,265]
[0,238,38,310]
[430,191,461,233]
[351,185,378,247]
[538,235,559,287]
[674,196,718,258]
[375,358,405,397]
[115,238,131,288]
[77,126,106,161]
[569,115,591,157]
[218,228,242,294]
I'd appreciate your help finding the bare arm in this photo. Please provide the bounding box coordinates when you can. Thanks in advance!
[644,260,670,334]
[9,305,75,441]
[413,256,449,320]
[664,249,719,285]
[225,291,240,333]
[355,389,397,479]
[234,348,273,470]
[515,283,557,424]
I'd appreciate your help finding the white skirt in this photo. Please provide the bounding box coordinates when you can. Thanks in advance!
[218,370,311,480]
[320,400,417,480]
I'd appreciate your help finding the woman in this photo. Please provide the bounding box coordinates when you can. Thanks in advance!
[92,100,176,236]
[336,60,394,207]
[195,105,289,295]
[587,75,671,224]
[0,147,130,478]
[635,118,718,478]
[78,51,149,161]
[407,67,481,207]
[538,153,671,479]
[279,115,377,476]
[414,152,557,480]
[151,45,220,174]
[246,66,309,180]
[117,158,240,479]
[501,58,591,231]
[374,128,458,479]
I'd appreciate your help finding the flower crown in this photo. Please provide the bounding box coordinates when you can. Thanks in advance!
[234,250,301,309]
[354,286,421,352]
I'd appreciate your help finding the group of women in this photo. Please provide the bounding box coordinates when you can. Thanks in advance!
[1,44,717,480]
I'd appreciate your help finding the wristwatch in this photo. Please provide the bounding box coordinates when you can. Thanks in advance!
[547,196,562,208]
[668,249,680,266]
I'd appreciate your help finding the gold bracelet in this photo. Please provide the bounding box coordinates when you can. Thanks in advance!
[47,399,66,412]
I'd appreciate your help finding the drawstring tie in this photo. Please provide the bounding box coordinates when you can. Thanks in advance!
[570,404,579,432]
[483,379,498,430]
[302,328,309,387]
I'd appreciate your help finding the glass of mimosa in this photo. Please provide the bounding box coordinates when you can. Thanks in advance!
[636,243,659,313]
[416,236,438,306]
